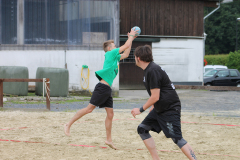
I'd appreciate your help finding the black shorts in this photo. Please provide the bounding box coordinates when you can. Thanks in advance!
[141,109,182,139]
[89,82,113,108]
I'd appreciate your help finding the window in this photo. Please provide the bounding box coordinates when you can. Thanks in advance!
[230,70,238,77]
[205,68,214,72]
[204,69,218,77]
[24,0,47,44]
[0,0,17,44]
[0,0,119,50]
[216,70,229,77]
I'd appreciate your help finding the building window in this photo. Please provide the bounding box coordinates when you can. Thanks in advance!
[0,0,119,50]
[0,0,17,44]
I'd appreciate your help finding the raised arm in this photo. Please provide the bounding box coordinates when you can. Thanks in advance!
[119,29,138,53]
[120,44,132,60]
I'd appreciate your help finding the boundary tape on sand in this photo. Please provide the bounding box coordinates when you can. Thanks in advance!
[1,118,240,131]
[0,139,240,158]
[1,118,240,158]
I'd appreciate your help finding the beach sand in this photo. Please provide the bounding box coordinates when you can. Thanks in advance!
[0,109,240,160]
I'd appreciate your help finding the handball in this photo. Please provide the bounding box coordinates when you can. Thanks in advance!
[132,26,141,36]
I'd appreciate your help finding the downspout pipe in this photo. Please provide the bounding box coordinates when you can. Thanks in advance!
[203,0,221,37]
[204,1,221,20]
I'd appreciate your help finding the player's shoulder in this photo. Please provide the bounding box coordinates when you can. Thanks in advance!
[146,63,165,77]
[147,62,161,72]
[109,48,120,53]
[105,48,120,56]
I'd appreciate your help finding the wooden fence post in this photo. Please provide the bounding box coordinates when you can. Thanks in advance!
[0,79,50,110]
[0,79,3,107]
[46,78,50,110]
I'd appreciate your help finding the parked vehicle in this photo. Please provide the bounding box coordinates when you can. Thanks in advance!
[204,69,240,87]
[203,65,228,74]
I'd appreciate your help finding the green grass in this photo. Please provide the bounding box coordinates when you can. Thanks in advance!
[68,93,91,97]
[6,101,45,104]
[27,92,36,96]
[5,99,87,105]
[51,99,85,104]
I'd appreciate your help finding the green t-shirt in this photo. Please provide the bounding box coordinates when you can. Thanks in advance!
[95,48,121,87]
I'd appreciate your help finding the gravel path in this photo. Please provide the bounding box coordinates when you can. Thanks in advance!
[3,90,240,117]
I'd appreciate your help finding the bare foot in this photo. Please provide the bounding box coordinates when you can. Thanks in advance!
[105,141,117,150]
[64,124,70,136]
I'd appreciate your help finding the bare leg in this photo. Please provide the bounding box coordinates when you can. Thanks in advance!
[104,107,117,150]
[181,143,197,160]
[143,137,160,160]
[64,103,96,136]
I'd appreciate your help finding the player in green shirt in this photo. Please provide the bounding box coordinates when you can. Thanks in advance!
[64,29,138,150]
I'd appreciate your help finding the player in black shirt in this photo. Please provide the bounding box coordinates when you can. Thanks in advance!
[131,45,197,160]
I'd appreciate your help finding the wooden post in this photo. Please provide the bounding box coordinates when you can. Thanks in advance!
[46,78,50,110]
[0,79,3,107]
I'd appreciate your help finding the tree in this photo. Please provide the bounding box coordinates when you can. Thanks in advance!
[204,0,240,55]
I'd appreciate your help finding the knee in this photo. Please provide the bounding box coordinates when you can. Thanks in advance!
[172,137,187,149]
[85,107,94,114]
[137,124,152,140]
[107,112,114,119]
[86,109,93,113]
[137,125,148,134]
[85,104,95,114]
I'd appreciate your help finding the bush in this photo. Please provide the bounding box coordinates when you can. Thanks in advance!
[226,50,240,71]
[204,54,229,66]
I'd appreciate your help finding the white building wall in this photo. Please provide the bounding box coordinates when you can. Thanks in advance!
[0,50,119,92]
[0,37,203,93]
[66,50,119,92]
[152,38,204,85]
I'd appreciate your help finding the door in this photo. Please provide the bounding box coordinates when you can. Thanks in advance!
[229,70,240,86]
[213,70,230,86]
[119,41,151,89]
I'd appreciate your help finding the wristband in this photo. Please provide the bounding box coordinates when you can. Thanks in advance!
[129,35,134,37]
[139,106,145,113]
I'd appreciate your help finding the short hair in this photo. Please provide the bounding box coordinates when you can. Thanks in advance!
[103,40,114,52]
[134,45,153,62]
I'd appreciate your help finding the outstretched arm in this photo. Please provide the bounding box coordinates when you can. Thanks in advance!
[119,29,138,54]
[120,43,132,60]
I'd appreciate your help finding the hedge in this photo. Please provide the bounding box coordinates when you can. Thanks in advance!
[204,54,229,66]
[204,50,240,71]
[226,50,240,71]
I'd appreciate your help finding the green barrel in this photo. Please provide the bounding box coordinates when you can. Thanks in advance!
[35,67,69,97]
[0,66,29,96]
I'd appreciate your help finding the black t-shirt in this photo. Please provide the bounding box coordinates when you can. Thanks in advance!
[143,62,181,113]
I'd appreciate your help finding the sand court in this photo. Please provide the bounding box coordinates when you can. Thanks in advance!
[0,109,240,160]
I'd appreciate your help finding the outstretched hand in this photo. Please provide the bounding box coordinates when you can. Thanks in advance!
[128,29,139,38]
[131,108,141,118]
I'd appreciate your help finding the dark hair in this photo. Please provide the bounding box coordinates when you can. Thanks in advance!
[134,45,153,62]
[103,40,114,52]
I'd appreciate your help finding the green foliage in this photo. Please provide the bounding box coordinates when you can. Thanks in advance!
[226,50,240,71]
[204,0,240,55]
[204,54,229,65]
[204,50,240,71]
